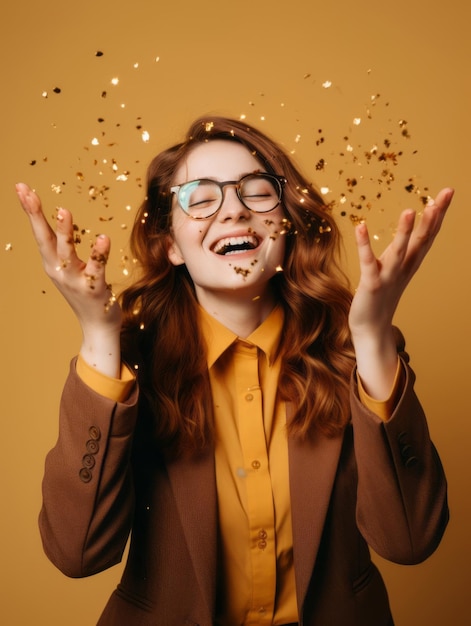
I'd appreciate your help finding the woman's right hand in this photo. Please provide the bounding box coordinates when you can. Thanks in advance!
[16,183,123,378]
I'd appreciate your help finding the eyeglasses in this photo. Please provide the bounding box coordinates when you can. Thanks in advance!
[170,172,286,220]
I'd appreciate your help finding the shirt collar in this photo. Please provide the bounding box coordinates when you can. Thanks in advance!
[199,305,284,368]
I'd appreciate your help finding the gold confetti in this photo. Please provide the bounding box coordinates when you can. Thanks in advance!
[233,266,251,277]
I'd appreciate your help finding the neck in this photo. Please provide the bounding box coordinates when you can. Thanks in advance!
[196,286,277,338]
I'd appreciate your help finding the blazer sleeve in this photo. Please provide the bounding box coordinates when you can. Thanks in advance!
[38,358,139,578]
[350,337,449,565]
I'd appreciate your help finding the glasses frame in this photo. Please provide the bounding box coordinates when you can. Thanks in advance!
[170,172,287,220]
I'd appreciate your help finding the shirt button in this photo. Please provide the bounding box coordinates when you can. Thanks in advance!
[245,393,254,402]
[258,540,267,550]
[251,460,261,470]
[258,606,266,615]
[258,529,267,539]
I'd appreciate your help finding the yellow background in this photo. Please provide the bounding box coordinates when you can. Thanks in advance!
[1,0,469,623]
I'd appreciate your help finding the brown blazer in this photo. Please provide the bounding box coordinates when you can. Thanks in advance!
[39,351,448,626]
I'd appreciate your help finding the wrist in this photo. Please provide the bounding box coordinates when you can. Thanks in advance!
[352,325,398,400]
[80,325,122,379]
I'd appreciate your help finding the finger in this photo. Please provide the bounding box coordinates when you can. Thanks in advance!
[417,187,453,234]
[16,183,57,254]
[406,187,454,260]
[433,187,454,211]
[82,234,112,293]
[354,222,382,281]
[55,207,84,272]
[387,209,416,263]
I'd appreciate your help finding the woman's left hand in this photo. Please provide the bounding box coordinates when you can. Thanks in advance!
[349,187,454,399]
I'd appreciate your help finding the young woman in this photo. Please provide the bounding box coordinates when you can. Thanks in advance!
[16,116,452,625]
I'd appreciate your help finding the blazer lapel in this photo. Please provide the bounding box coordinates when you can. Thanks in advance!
[288,417,343,614]
[165,444,218,617]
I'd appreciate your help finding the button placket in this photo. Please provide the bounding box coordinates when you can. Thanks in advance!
[234,342,276,621]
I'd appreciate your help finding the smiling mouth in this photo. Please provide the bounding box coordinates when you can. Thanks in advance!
[212,235,260,256]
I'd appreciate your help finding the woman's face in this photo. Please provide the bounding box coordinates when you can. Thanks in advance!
[167,140,287,308]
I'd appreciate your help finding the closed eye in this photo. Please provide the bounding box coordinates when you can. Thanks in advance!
[242,193,272,200]
[189,198,217,208]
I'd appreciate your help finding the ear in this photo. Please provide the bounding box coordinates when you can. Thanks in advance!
[167,237,185,266]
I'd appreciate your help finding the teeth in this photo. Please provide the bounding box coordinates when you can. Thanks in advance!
[213,235,259,255]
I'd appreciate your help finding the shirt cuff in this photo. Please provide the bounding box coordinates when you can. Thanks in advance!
[76,353,136,402]
[356,358,404,422]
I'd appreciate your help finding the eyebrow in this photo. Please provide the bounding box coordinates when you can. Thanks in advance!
[176,169,265,185]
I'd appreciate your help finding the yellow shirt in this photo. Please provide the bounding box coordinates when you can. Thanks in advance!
[200,305,296,625]
[76,307,401,625]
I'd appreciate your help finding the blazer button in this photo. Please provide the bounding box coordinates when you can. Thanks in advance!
[82,454,96,469]
[86,439,100,454]
[88,426,101,441]
[404,455,419,468]
[397,431,408,444]
[79,468,92,483]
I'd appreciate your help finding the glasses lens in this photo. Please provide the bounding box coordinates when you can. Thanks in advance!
[179,180,222,218]
[240,174,281,213]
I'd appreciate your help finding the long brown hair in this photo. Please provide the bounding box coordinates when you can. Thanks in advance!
[121,116,355,451]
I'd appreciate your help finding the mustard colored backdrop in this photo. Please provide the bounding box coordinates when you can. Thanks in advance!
[1,0,469,624]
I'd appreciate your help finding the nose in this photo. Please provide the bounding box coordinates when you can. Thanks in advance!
[217,185,251,221]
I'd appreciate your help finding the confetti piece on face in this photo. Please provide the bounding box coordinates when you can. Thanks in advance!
[322,80,332,88]
[5,243,12,251]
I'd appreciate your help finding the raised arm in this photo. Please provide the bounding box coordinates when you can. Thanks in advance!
[16,183,122,378]
[348,187,454,399]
